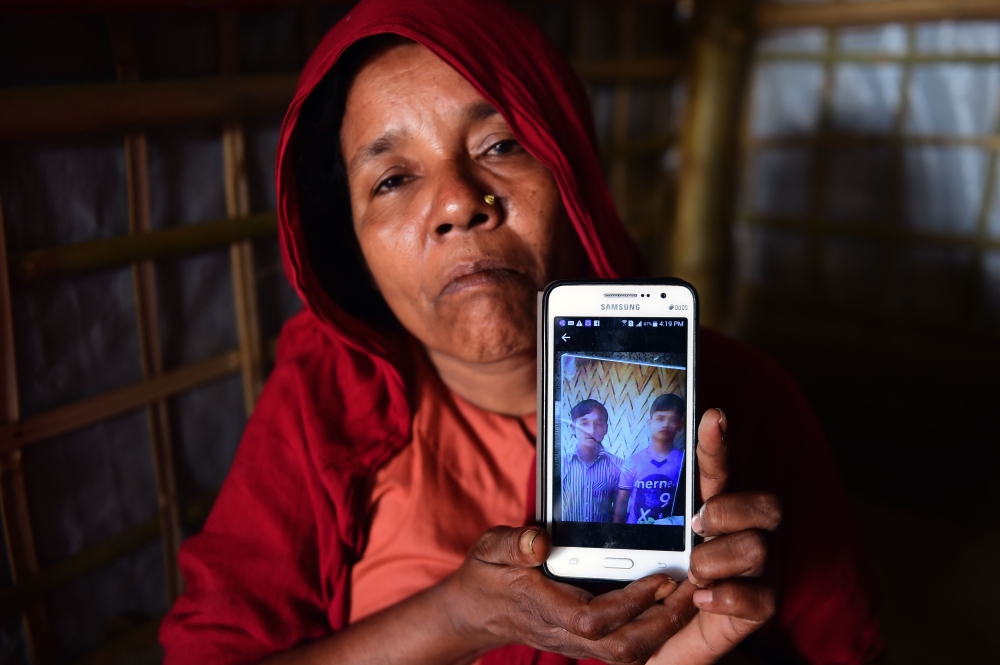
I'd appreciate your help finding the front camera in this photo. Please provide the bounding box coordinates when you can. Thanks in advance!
[660,293,666,298]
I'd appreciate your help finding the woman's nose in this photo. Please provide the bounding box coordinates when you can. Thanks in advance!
[428,165,499,238]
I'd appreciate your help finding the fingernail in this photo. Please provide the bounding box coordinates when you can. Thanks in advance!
[654,578,677,601]
[520,528,541,555]
[693,502,708,535]
[716,408,727,436]
[691,512,704,535]
[693,588,713,607]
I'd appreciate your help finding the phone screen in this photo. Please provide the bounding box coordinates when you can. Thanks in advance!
[550,316,688,552]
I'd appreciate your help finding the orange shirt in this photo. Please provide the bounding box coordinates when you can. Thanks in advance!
[349,352,536,623]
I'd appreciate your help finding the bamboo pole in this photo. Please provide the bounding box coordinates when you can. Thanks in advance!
[226,135,266,415]
[0,349,242,455]
[0,454,58,664]
[0,201,58,664]
[670,0,755,328]
[124,123,186,605]
[221,11,266,415]
[11,212,277,283]
[0,74,298,140]
[108,12,185,605]
[757,0,1000,29]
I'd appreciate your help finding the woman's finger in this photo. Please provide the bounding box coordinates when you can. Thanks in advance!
[648,581,776,665]
[470,525,550,568]
[530,574,679,642]
[692,579,777,622]
[697,408,729,504]
[464,528,681,652]
[691,492,782,538]
[561,575,680,640]
[468,528,676,635]
[467,571,679,660]
[583,581,697,665]
[689,530,768,586]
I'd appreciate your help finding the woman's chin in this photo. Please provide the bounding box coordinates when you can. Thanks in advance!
[442,325,534,364]
[411,286,538,363]
[430,313,535,364]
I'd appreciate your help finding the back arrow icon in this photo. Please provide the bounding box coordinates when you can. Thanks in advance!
[561,334,570,341]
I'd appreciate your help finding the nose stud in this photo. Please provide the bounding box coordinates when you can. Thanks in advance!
[484,194,496,206]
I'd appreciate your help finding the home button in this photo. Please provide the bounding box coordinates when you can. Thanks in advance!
[602,557,634,569]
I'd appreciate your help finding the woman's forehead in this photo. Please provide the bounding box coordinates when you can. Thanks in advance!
[341,41,499,147]
[351,41,442,91]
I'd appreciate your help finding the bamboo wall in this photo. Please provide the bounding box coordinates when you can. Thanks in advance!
[731,0,1000,480]
[0,7,316,664]
[734,2,1000,345]
[727,7,1000,661]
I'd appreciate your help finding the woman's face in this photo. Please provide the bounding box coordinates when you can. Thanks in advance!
[340,42,584,364]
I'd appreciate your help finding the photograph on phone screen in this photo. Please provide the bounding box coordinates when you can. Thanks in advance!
[557,354,686,526]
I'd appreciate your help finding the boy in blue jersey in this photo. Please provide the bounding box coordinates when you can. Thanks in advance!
[613,393,685,524]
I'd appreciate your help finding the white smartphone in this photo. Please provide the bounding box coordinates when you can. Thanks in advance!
[537,280,697,583]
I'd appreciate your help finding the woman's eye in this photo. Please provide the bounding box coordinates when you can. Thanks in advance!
[375,175,407,194]
[487,139,520,156]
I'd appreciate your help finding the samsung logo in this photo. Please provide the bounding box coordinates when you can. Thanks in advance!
[601,303,640,311]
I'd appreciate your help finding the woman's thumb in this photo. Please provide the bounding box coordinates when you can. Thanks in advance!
[471,526,550,567]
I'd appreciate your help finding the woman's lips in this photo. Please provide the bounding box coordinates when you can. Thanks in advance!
[439,260,520,298]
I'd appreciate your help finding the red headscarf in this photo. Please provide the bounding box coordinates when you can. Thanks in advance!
[160,1,881,662]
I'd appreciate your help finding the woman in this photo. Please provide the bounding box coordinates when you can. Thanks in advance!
[160,0,881,663]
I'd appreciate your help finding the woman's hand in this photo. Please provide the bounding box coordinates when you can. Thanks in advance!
[443,408,781,665]
[650,408,782,664]
[443,525,691,664]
